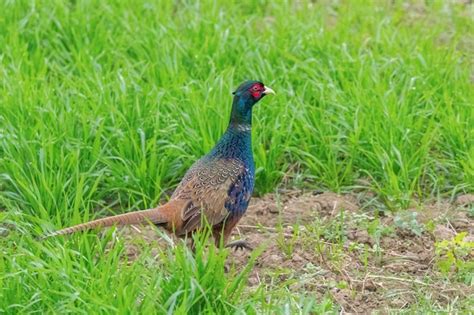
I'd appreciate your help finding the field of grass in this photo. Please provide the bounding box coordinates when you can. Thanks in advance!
[1,0,473,313]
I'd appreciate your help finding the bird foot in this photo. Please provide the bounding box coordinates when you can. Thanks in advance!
[225,239,253,251]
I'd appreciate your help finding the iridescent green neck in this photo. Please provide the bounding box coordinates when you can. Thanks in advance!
[229,95,253,126]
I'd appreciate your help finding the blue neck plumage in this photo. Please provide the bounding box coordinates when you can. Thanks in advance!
[209,96,254,162]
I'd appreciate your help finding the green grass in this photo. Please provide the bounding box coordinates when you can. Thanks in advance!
[0,0,472,313]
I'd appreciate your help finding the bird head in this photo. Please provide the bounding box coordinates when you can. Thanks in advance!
[229,80,274,126]
[232,80,275,106]
[229,80,275,126]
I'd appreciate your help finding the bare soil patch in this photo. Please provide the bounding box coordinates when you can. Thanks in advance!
[118,191,474,313]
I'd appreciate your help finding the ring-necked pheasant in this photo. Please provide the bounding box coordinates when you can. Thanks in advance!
[47,80,275,249]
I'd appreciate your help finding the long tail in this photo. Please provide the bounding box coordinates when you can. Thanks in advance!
[45,206,169,238]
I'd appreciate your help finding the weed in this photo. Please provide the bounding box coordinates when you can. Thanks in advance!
[276,223,300,259]
[435,232,474,285]
[394,211,425,236]
[366,218,394,264]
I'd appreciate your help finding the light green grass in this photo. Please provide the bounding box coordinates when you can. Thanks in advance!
[0,0,472,313]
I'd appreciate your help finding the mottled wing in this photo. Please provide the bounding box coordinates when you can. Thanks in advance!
[171,157,252,234]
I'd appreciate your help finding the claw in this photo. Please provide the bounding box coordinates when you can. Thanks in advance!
[225,239,253,251]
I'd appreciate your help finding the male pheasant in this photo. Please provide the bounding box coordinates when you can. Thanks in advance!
[47,81,275,249]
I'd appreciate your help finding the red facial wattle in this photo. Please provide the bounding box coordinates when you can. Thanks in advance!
[250,83,265,99]
[251,90,262,99]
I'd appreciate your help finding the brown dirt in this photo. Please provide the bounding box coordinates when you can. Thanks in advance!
[117,191,474,313]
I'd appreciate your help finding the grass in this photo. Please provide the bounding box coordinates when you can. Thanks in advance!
[1,219,281,313]
[0,0,472,313]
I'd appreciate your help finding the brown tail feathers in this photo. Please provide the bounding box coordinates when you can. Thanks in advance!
[45,207,168,238]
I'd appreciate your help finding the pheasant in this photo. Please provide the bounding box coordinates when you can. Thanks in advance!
[47,80,275,249]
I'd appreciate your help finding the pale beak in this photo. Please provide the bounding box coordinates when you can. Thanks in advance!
[263,86,275,95]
